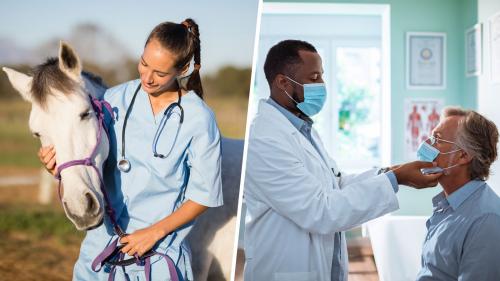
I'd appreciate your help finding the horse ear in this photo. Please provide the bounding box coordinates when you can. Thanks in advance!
[2,67,33,102]
[58,41,82,80]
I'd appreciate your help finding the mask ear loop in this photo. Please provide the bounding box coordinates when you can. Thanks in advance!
[283,89,299,104]
[280,75,303,104]
[285,75,303,87]
[441,146,464,175]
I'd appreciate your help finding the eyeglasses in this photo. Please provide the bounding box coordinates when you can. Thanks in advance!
[428,135,456,146]
[428,135,463,155]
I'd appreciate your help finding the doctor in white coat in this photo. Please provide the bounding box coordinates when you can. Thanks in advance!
[243,40,442,281]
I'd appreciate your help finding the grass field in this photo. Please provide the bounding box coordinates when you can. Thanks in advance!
[0,179,82,281]
[205,95,248,139]
[0,100,40,168]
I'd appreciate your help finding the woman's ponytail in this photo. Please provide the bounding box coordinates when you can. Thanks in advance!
[181,19,203,99]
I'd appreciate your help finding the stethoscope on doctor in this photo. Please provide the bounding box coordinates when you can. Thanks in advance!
[117,79,186,173]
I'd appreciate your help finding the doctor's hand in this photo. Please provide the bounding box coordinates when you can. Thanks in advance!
[38,145,57,176]
[392,161,442,189]
[120,225,164,257]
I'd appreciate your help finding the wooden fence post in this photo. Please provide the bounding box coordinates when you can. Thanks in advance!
[38,167,53,204]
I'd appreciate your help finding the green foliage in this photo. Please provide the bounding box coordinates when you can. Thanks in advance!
[338,84,373,136]
[203,66,251,98]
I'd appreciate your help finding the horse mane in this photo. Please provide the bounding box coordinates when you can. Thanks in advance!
[30,58,108,107]
[31,57,77,107]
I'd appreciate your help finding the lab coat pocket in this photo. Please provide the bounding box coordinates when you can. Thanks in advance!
[273,271,318,281]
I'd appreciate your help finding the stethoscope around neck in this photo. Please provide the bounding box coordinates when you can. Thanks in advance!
[117,84,184,172]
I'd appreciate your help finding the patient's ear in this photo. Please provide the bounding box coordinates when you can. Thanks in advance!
[458,150,472,165]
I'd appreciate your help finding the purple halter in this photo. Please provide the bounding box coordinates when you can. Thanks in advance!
[54,96,124,237]
[53,95,182,281]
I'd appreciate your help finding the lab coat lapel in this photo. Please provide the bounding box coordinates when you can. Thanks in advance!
[259,101,326,167]
[310,129,334,169]
[259,100,330,174]
[293,130,327,169]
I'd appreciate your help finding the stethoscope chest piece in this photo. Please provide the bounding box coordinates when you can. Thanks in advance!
[117,158,131,172]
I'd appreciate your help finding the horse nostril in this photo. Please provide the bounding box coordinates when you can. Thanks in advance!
[85,192,96,213]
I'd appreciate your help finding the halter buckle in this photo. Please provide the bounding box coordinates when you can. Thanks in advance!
[84,158,93,166]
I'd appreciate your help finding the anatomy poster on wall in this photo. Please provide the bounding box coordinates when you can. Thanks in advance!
[405,98,444,160]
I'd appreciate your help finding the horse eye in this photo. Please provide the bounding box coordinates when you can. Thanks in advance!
[32,132,41,138]
[79,109,92,120]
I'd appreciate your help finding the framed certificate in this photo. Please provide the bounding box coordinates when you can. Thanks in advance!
[465,24,482,77]
[406,32,446,90]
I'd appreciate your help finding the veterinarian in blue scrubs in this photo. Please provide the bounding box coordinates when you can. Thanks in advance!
[41,19,223,281]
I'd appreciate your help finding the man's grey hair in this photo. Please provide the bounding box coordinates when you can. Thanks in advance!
[443,106,499,180]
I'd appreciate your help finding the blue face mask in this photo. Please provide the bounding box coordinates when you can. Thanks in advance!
[416,136,462,162]
[283,76,327,117]
[416,141,441,162]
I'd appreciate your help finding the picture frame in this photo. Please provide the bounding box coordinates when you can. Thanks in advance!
[406,32,446,90]
[404,98,444,161]
[465,23,482,77]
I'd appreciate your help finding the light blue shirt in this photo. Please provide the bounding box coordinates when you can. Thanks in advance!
[73,79,223,281]
[416,180,500,281]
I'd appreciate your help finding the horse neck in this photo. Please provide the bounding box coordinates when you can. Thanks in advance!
[82,73,107,100]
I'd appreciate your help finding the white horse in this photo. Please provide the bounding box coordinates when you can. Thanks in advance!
[3,42,108,230]
[3,42,242,280]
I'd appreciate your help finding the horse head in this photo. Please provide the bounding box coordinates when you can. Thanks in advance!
[3,42,108,230]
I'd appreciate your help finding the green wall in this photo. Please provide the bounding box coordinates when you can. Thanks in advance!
[462,0,478,109]
[265,0,478,215]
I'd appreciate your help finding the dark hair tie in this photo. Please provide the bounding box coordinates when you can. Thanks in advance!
[181,21,193,34]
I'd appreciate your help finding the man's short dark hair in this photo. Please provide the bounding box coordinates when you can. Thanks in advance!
[263,39,317,87]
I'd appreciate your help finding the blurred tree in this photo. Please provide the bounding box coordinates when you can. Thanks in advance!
[82,58,138,87]
[203,66,251,98]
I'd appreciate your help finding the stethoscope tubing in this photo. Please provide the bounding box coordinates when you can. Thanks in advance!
[118,84,184,172]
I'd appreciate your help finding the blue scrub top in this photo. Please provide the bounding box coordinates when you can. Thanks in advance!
[74,79,223,280]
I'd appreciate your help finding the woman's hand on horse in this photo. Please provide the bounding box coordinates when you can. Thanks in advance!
[38,145,57,176]
[119,225,165,257]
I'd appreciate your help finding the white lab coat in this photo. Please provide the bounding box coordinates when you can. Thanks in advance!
[243,100,399,281]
